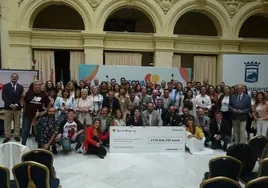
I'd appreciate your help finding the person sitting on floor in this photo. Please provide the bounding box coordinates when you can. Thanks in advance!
[210,111,231,152]
[185,116,205,154]
[36,107,59,154]
[55,109,85,152]
[81,119,109,159]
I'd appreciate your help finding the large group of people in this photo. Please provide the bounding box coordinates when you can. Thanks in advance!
[2,73,268,157]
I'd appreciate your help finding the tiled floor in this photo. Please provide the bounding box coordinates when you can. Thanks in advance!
[0,137,243,188]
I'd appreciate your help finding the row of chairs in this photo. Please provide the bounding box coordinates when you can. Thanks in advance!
[200,176,268,188]
[0,149,60,188]
[200,135,268,188]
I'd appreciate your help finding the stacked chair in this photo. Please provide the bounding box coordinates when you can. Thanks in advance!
[200,177,241,188]
[0,149,60,188]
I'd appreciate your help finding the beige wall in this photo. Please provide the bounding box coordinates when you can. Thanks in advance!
[1,0,268,84]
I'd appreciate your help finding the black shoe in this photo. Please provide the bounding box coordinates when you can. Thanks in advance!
[14,137,21,142]
[98,155,104,159]
[204,143,209,147]
[51,145,58,155]
[223,145,227,152]
[3,138,10,143]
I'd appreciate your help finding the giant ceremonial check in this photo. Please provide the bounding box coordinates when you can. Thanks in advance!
[79,64,192,87]
[110,127,186,153]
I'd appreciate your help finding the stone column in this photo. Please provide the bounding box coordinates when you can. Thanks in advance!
[83,32,105,65]
[154,35,175,67]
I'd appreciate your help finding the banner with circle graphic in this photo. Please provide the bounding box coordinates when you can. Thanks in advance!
[79,65,192,86]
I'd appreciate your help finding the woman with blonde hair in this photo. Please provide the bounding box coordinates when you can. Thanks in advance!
[89,85,103,117]
[185,116,205,153]
[65,81,75,99]
[75,89,93,126]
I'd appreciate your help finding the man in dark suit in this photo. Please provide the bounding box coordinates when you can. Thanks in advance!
[210,112,231,151]
[229,84,251,143]
[154,98,168,120]
[102,90,120,116]
[2,73,24,143]
[180,107,194,126]
[163,105,182,126]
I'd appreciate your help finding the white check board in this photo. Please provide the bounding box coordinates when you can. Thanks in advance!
[110,126,186,153]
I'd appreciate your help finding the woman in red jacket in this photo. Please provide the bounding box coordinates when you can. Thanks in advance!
[83,119,109,159]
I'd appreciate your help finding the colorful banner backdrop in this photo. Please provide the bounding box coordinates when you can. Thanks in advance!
[79,65,192,86]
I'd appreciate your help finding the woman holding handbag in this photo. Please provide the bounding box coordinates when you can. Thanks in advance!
[75,89,93,126]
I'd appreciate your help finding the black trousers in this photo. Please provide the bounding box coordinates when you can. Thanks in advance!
[87,136,107,157]
[211,135,230,148]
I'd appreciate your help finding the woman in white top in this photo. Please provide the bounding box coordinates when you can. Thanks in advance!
[89,86,103,117]
[251,90,258,106]
[252,92,268,136]
[112,109,126,126]
[54,89,74,122]
[75,89,93,126]
[179,89,196,116]
[113,84,120,98]
[66,81,75,99]
[217,86,232,123]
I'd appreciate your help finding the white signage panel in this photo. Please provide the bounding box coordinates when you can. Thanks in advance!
[222,54,268,92]
[110,127,186,153]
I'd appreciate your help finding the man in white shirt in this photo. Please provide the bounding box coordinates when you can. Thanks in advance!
[195,86,212,115]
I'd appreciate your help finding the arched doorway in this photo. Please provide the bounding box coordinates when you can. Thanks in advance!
[239,14,268,38]
[32,4,85,83]
[173,12,219,85]
[33,4,85,30]
[104,8,154,66]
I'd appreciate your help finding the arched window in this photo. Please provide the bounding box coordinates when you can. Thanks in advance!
[33,4,85,30]
[174,12,218,36]
[104,8,155,33]
[239,14,268,39]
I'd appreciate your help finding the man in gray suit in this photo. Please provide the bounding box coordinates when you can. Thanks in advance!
[142,102,163,126]
[229,84,251,143]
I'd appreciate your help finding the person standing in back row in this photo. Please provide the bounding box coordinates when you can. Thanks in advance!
[229,84,251,143]
[22,80,52,145]
[2,73,24,143]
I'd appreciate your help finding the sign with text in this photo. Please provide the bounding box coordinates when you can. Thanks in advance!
[110,127,186,153]
[222,54,268,92]
[79,64,192,87]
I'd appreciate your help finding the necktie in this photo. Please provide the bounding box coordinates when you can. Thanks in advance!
[12,84,16,92]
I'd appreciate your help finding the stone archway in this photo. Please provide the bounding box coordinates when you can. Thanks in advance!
[167,0,230,37]
[33,4,85,30]
[104,8,155,33]
[96,0,162,33]
[19,0,91,30]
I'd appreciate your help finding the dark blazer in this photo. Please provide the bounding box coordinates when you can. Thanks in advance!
[154,107,168,120]
[127,116,144,126]
[102,97,120,115]
[229,93,251,121]
[209,119,231,139]
[163,112,182,126]
[2,83,24,110]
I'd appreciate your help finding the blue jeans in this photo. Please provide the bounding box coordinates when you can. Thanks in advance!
[60,134,85,151]
[21,116,34,145]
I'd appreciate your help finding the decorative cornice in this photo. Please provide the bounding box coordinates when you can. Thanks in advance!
[87,0,103,11]
[217,0,253,18]
[155,0,179,14]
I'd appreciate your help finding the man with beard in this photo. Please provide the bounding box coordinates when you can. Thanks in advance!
[142,102,163,126]
[163,105,182,126]
[36,107,59,154]
[180,107,194,126]
[102,90,120,116]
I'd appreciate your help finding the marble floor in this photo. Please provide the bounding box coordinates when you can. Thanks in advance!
[1,137,243,188]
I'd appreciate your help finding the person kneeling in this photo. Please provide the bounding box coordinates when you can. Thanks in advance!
[81,119,109,159]
[55,109,85,152]
[185,117,205,153]
[210,112,231,152]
